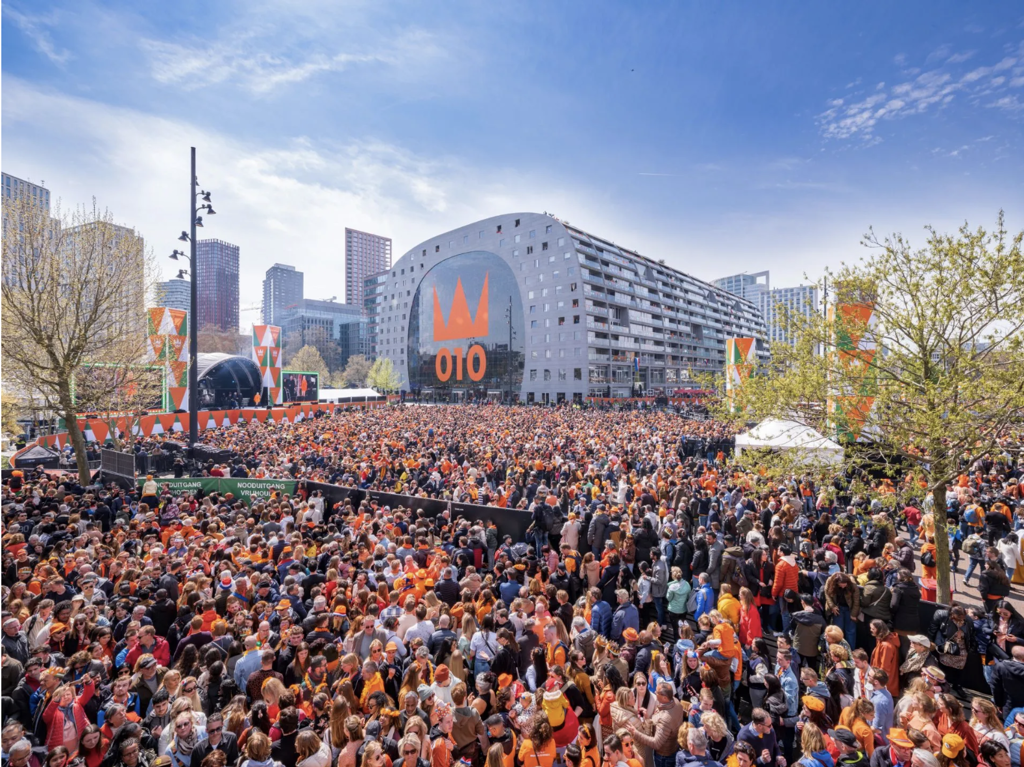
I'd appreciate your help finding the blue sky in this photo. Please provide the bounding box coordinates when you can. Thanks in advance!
[3,1,1022,328]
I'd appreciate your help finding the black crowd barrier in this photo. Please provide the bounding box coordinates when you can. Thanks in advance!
[303,481,535,543]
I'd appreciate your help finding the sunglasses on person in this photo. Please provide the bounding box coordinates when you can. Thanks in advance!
[182,685,196,693]
[207,726,222,734]
[403,750,418,757]
[175,722,191,731]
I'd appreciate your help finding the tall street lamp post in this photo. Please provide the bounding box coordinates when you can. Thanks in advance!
[170,146,216,449]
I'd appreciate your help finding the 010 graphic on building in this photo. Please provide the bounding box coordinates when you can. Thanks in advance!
[433,274,489,382]
[827,301,878,442]
[724,337,756,413]
[146,307,189,411]
[252,324,283,405]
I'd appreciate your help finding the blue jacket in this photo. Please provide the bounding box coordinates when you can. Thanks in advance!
[590,600,613,638]
[611,602,639,643]
[693,584,715,621]
[676,752,724,767]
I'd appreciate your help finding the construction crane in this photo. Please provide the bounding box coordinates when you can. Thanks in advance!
[239,303,262,315]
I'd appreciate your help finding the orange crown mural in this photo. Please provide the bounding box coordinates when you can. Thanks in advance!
[433,274,489,342]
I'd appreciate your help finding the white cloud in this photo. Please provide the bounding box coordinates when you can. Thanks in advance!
[2,7,72,65]
[818,45,1023,143]
[0,78,623,326]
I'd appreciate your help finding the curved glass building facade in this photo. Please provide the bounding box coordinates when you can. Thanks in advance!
[367,213,768,403]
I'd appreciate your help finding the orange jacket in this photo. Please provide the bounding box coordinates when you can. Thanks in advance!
[772,557,800,599]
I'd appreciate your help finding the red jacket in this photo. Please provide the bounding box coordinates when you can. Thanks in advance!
[772,556,800,599]
[125,636,171,669]
[43,678,94,749]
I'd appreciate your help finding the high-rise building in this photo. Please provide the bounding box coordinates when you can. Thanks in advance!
[152,278,191,313]
[262,263,304,325]
[715,270,819,348]
[370,212,768,403]
[64,222,146,334]
[195,238,240,331]
[761,284,820,347]
[363,270,388,358]
[345,228,392,310]
[713,271,770,305]
[2,172,50,213]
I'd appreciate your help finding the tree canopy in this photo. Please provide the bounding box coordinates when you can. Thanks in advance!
[711,212,1024,604]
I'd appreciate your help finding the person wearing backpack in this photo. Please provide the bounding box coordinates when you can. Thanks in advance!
[965,532,987,585]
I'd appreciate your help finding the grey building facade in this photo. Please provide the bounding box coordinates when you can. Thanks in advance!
[371,212,768,403]
[262,263,304,325]
[153,278,191,312]
[2,172,50,213]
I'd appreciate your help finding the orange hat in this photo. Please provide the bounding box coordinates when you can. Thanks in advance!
[802,695,825,713]
[276,600,291,610]
[622,628,639,642]
[498,673,513,688]
[514,563,526,571]
[282,546,293,554]
[941,734,965,759]
[416,569,428,579]
[424,579,435,588]
[887,729,914,748]
[49,622,68,635]
[386,642,398,652]
[434,664,450,683]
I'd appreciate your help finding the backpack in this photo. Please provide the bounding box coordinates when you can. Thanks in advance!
[964,534,984,558]
[540,506,555,533]
[730,557,749,589]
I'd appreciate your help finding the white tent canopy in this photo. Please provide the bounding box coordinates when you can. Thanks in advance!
[734,418,845,465]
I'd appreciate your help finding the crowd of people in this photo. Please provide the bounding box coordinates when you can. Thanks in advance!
[4,404,1024,767]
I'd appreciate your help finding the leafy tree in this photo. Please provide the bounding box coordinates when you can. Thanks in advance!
[341,354,372,388]
[289,344,330,380]
[1,393,24,438]
[712,213,1024,605]
[2,193,152,483]
[367,358,401,393]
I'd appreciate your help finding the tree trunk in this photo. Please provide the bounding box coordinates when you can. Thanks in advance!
[931,483,951,605]
[61,396,91,486]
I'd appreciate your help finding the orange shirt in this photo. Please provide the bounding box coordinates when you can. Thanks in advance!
[519,738,556,767]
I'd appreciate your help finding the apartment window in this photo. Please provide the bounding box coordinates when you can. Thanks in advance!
[572,298,579,308]
[570,282,578,292]
[559,349,566,359]
[514,234,521,243]
[479,231,485,239]
[543,369,551,381]
[531,320,538,328]
[538,274,544,283]
[574,367,582,380]
[574,315,581,324]
[564,252,572,259]
[545,333,551,343]
[529,305,536,314]
[548,255,556,264]
[558,316,565,325]
[435,245,440,252]
[527,246,534,255]
[558,237,565,246]
[496,224,502,233]
[499,239,505,247]
[513,249,519,257]
[558,368,567,380]
[515,218,521,227]
[530,230,536,238]
[449,240,455,248]
[528,290,535,299]
[544,303,550,312]
[529,369,537,381]
[545,318,551,328]
[422,249,426,256]
[547,225,553,234]
[542,288,549,297]
[568,267,576,276]
[545,350,552,359]
[520,262,526,271]
[542,242,549,251]
[531,351,538,359]
[463,235,469,244]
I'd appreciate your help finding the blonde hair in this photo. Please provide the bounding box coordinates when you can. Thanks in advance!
[700,711,727,740]
[801,722,826,756]
[262,677,287,705]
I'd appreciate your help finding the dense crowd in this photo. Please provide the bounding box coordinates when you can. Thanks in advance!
[4,405,1024,767]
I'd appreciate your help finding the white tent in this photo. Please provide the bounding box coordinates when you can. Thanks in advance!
[734,418,845,465]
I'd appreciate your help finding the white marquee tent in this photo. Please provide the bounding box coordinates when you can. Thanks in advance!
[734,418,845,465]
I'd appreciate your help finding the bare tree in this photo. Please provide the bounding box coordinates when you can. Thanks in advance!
[2,192,154,483]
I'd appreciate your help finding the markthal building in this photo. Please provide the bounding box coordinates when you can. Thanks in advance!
[366,213,768,404]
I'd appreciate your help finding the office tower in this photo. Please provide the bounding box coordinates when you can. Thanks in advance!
[152,278,191,312]
[279,298,363,371]
[2,172,50,213]
[761,284,820,347]
[713,271,770,305]
[195,238,240,331]
[363,270,388,358]
[370,212,768,402]
[345,228,392,310]
[262,263,304,325]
